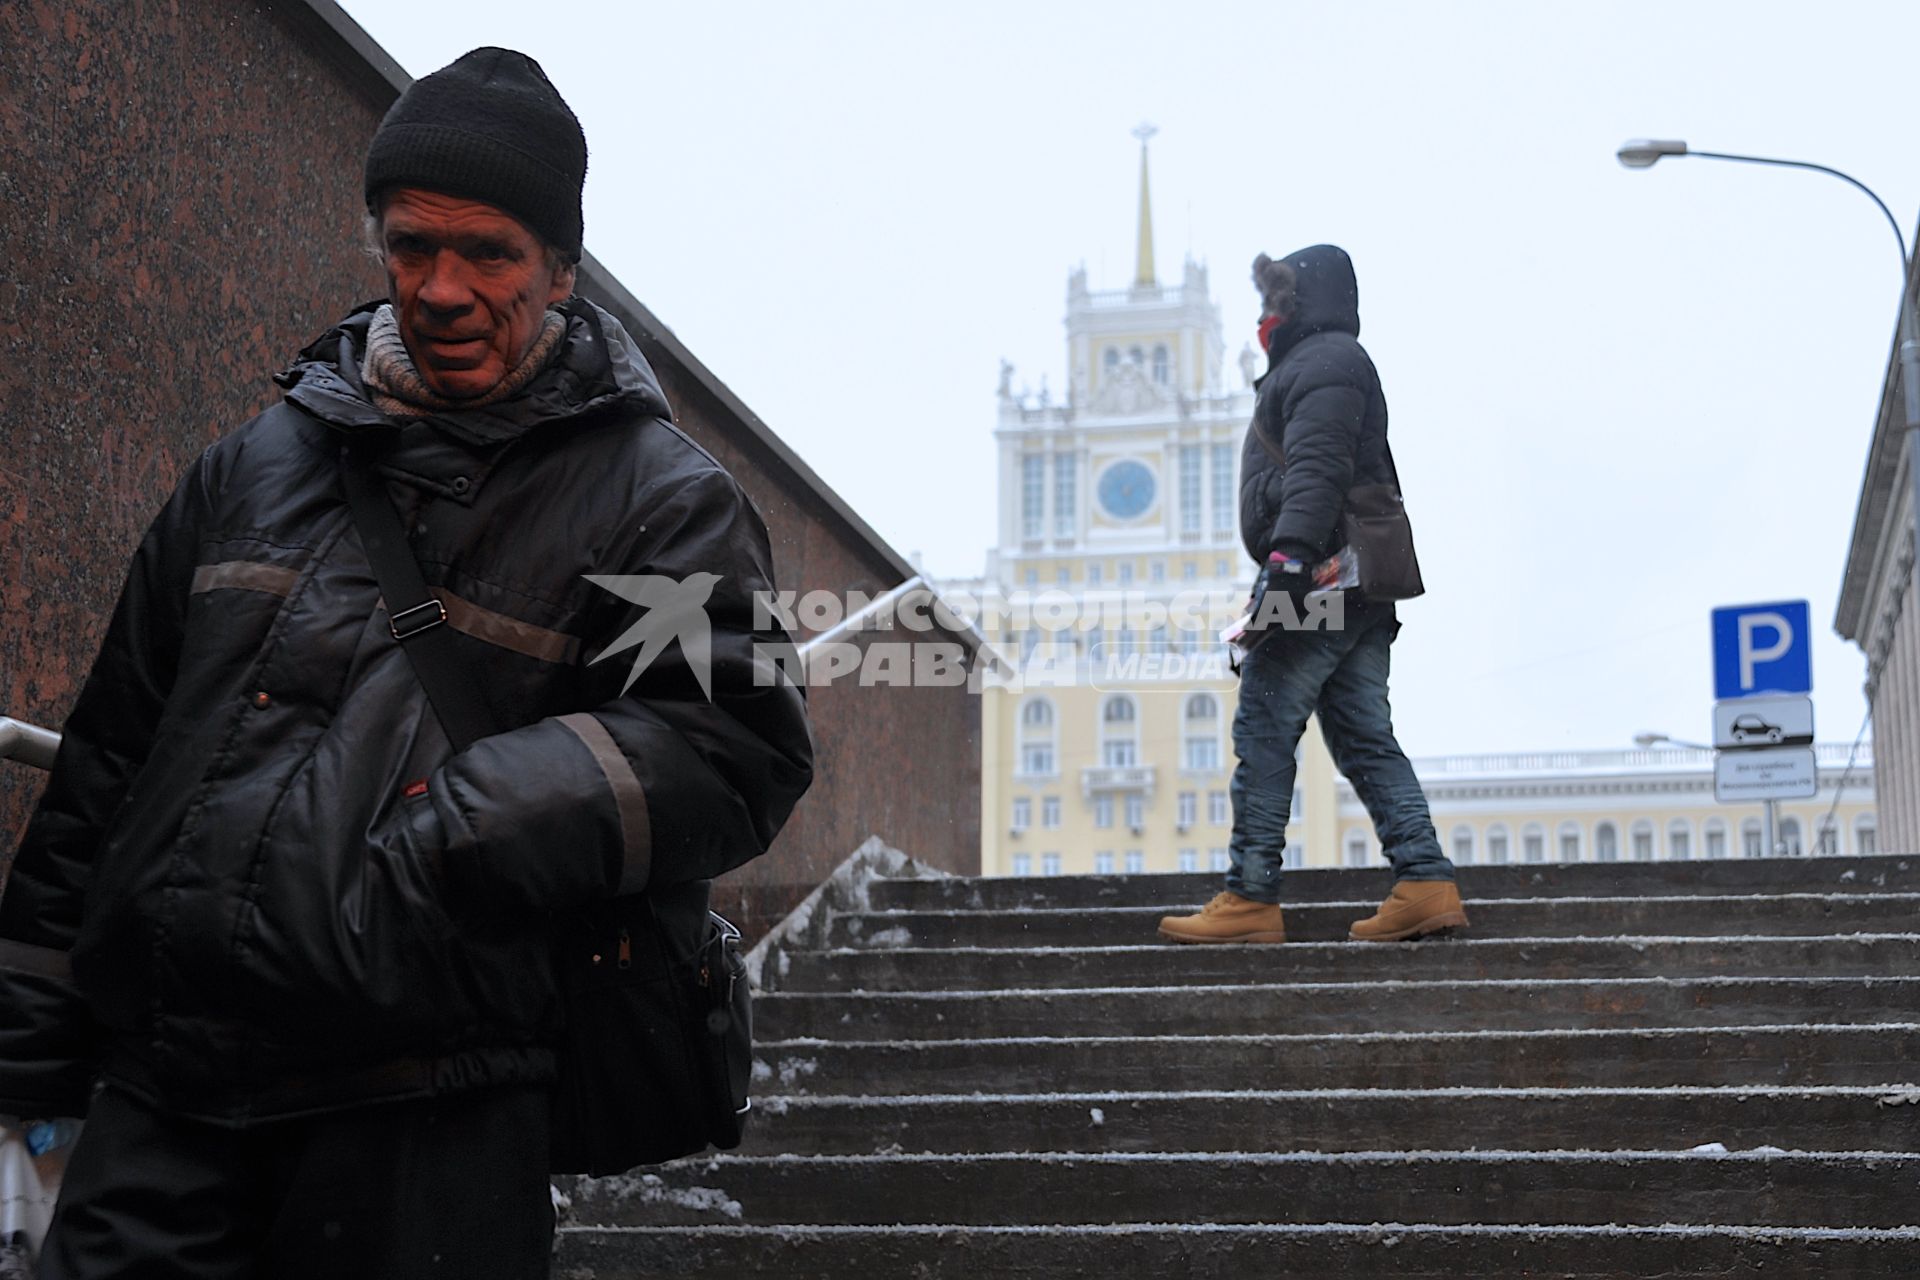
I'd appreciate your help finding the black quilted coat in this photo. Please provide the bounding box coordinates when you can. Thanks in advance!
[1238,244,1399,565]
[0,298,814,1123]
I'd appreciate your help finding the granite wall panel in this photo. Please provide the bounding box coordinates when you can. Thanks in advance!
[0,0,979,943]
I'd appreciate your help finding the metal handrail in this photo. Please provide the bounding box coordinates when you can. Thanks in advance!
[0,717,60,771]
[798,576,1010,677]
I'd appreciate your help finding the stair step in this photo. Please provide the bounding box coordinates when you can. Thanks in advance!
[868,857,1920,911]
[567,1150,1920,1229]
[827,894,1920,948]
[552,1221,1920,1279]
[773,933,1920,992]
[754,1022,1920,1095]
[757,975,1920,1040]
[736,1086,1920,1157]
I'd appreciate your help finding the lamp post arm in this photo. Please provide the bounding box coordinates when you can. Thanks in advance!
[1688,150,1920,433]
[1688,151,1908,271]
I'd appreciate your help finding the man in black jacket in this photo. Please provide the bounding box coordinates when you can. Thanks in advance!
[0,48,813,1277]
[1160,245,1463,946]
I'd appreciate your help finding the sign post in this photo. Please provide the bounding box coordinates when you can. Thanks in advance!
[1710,601,1814,856]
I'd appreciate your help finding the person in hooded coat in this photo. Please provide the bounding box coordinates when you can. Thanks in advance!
[1159,245,1465,945]
[0,48,813,1278]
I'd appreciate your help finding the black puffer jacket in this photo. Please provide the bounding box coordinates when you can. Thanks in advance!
[1239,244,1397,565]
[0,298,814,1123]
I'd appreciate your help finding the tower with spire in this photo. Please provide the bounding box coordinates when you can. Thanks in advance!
[968,129,1332,886]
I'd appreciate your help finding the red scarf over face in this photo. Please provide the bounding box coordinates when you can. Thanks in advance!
[1257,313,1284,352]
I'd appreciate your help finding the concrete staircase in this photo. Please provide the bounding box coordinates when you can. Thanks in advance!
[554,853,1920,1277]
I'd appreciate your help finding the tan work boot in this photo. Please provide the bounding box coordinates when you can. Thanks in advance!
[1158,892,1287,945]
[1349,880,1469,942]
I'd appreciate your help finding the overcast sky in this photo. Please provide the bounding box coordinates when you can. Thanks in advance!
[340,0,1916,760]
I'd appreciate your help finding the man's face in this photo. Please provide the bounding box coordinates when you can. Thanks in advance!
[378,187,576,400]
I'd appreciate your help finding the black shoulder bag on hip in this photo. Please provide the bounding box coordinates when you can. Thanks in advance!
[339,437,753,1176]
[1250,417,1426,602]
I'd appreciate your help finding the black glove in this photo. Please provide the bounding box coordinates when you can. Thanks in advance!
[1264,550,1316,601]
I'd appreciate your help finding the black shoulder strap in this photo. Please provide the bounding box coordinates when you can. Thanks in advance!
[338,436,496,753]
[1250,411,1285,469]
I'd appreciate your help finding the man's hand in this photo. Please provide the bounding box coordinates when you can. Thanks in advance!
[1263,549,1316,603]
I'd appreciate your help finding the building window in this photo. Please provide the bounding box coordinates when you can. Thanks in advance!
[1183,736,1220,772]
[1042,797,1061,829]
[1741,819,1763,858]
[1152,345,1170,385]
[1487,826,1510,865]
[1290,787,1305,825]
[1631,821,1654,862]
[1150,560,1166,583]
[1209,791,1229,825]
[1180,445,1203,534]
[1024,568,1038,587]
[1101,695,1139,769]
[1705,820,1728,859]
[1094,795,1114,828]
[1216,558,1231,578]
[1011,853,1032,876]
[1094,851,1115,875]
[1125,849,1145,874]
[1103,347,1120,375]
[1011,798,1031,832]
[1088,563,1104,586]
[1814,822,1839,856]
[1668,820,1691,860]
[1177,791,1197,827]
[1182,560,1198,581]
[1186,692,1219,721]
[1021,455,1045,539]
[1041,853,1062,877]
[1451,825,1475,866]
[1595,822,1619,862]
[1282,845,1304,870]
[1780,816,1802,857]
[1558,823,1581,862]
[1124,794,1145,830]
[1345,834,1369,867]
[1211,444,1235,535]
[1209,848,1230,872]
[1057,566,1072,586]
[1054,452,1076,539]
[1522,824,1545,863]
[1179,848,1198,872]
[1019,696,1057,778]
[1857,814,1878,856]
[1118,561,1135,586]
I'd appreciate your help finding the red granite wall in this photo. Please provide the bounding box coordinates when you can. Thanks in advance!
[0,0,980,942]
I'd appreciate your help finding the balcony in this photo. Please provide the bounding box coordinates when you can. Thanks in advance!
[1081,764,1156,800]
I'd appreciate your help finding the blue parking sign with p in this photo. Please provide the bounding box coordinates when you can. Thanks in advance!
[1712,601,1812,700]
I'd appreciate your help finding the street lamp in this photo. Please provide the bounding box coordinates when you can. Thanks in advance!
[1633,729,1786,856]
[1617,138,1920,610]
[1633,730,1710,751]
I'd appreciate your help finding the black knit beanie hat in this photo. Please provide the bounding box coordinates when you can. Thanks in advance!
[364,47,587,262]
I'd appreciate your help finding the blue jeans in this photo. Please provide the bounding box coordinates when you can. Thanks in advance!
[1227,601,1451,903]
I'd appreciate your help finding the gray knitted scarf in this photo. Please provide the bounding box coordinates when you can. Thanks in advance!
[361,303,566,418]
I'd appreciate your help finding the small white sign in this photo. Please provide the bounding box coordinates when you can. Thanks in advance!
[1713,746,1818,803]
[1713,696,1814,750]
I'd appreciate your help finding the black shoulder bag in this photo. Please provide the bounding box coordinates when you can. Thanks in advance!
[339,437,753,1176]
[1250,416,1426,602]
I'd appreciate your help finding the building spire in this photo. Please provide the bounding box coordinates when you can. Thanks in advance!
[1132,122,1158,287]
